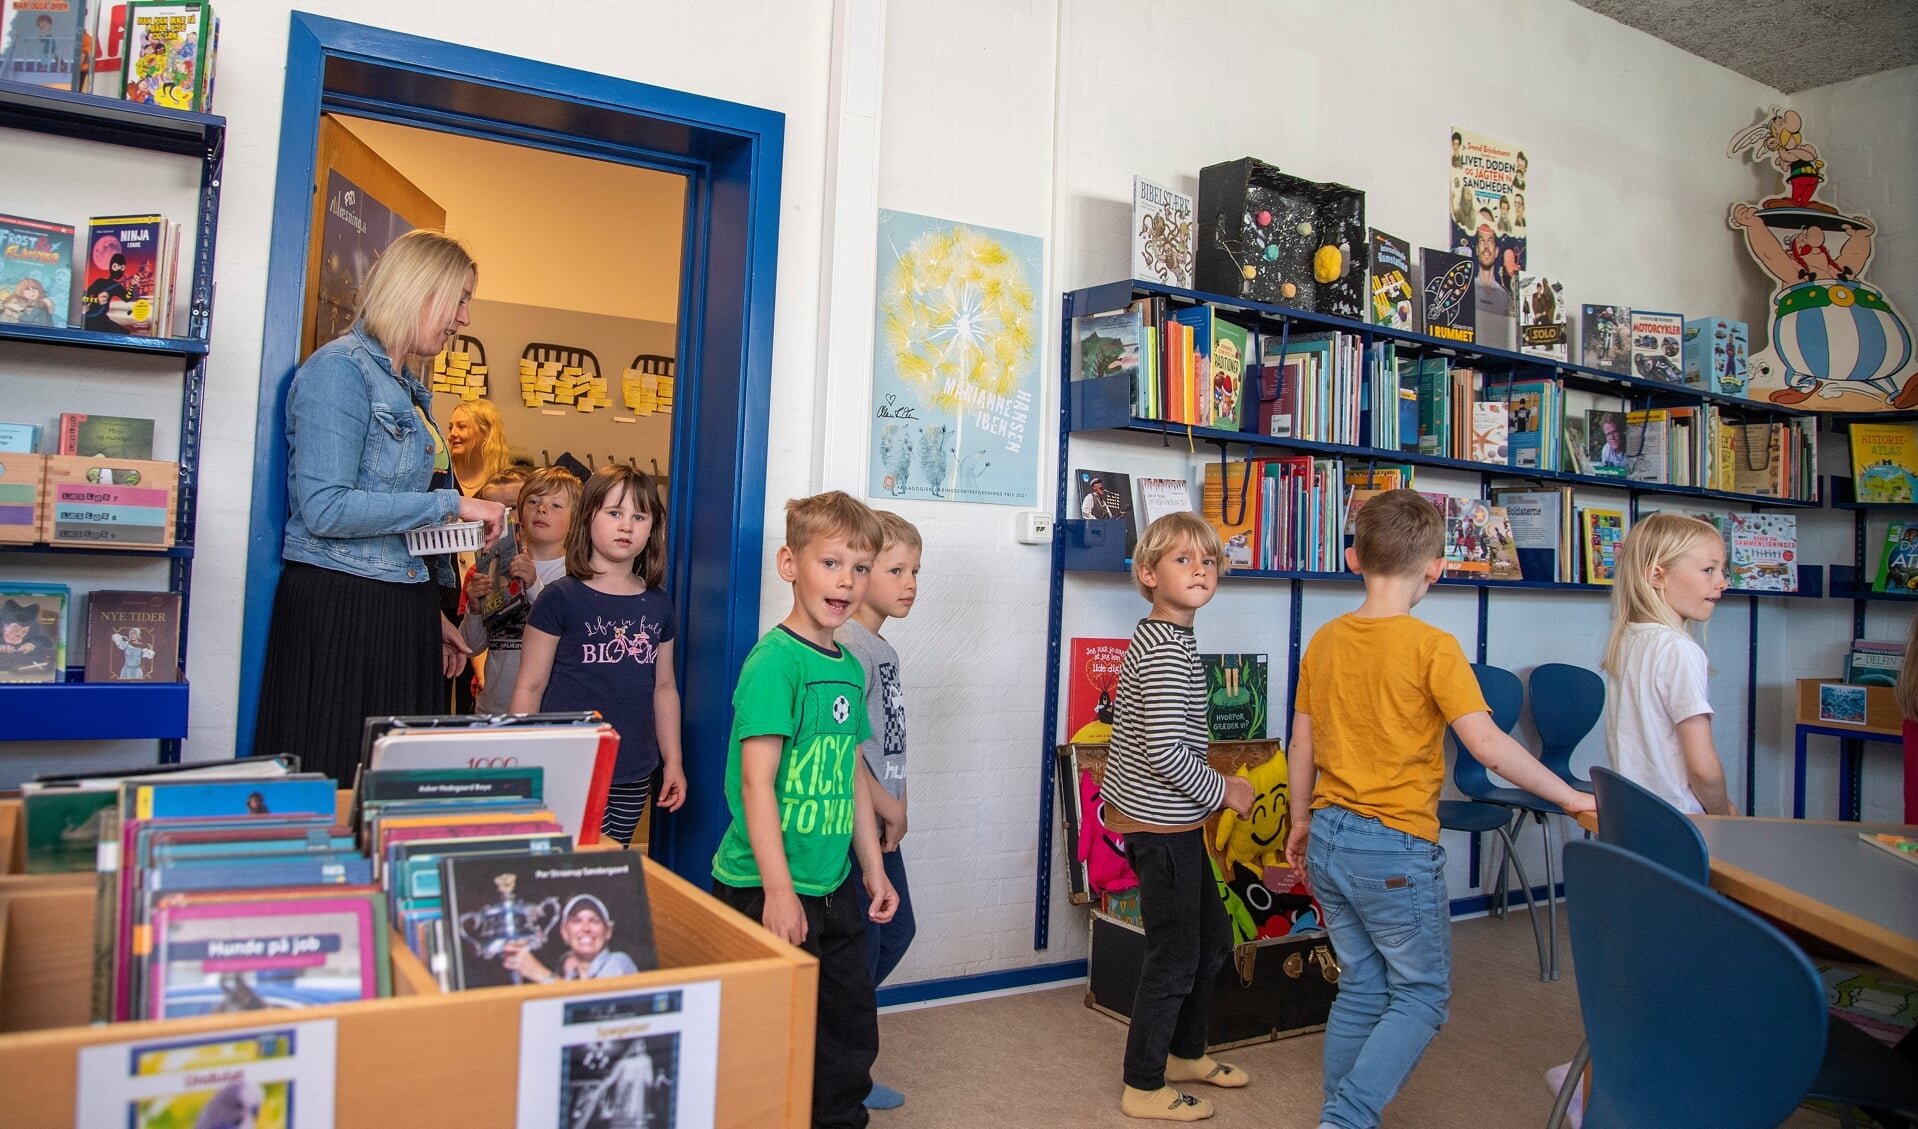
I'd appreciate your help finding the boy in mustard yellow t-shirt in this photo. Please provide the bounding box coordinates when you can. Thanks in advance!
[1283,490,1593,1129]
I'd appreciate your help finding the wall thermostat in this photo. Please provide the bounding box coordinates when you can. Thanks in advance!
[1016,511,1053,545]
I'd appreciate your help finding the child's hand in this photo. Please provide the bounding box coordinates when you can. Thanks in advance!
[467,572,494,600]
[864,870,899,924]
[1222,774,1255,818]
[657,762,687,812]
[510,553,537,587]
[762,889,807,946]
[1284,818,1311,877]
[880,810,907,853]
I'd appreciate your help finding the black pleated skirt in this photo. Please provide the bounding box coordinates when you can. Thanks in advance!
[253,561,443,785]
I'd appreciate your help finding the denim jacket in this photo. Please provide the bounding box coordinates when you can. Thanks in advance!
[282,325,461,584]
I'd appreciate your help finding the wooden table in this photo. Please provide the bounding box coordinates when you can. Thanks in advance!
[1692,815,1918,982]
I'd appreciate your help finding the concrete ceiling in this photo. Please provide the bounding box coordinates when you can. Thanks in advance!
[1570,0,1918,93]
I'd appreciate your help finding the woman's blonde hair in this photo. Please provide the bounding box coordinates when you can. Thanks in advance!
[1602,512,1723,675]
[452,399,512,483]
[1896,615,1918,721]
[355,229,476,369]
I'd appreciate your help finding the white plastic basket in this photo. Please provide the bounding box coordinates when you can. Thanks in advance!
[404,520,485,556]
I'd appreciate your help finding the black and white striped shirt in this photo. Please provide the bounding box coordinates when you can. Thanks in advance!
[1101,619,1225,825]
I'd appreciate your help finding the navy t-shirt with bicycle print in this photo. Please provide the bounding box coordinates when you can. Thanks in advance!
[527,576,675,783]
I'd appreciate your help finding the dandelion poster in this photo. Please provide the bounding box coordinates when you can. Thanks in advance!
[869,210,1043,506]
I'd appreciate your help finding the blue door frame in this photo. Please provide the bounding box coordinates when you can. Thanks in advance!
[237,13,781,882]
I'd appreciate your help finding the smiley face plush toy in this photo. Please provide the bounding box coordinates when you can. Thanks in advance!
[1212,751,1291,875]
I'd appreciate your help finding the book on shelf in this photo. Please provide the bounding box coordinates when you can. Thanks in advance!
[1629,309,1685,385]
[1848,420,1918,504]
[1580,303,1631,374]
[1483,380,1558,470]
[1074,467,1137,556]
[0,213,76,328]
[1065,637,1128,745]
[1624,409,1670,484]
[122,1,219,112]
[1561,415,1593,475]
[1586,409,1629,478]
[58,412,156,460]
[0,0,87,88]
[1367,229,1418,332]
[1257,455,1343,572]
[1131,176,1195,290]
[1517,275,1568,361]
[1844,639,1904,687]
[1210,316,1249,432]
[0,581,69,683]
[1717,512,1797,592]
[1443,497,1521,580]
[1419,247,1475,344]
[1579,508,1626,584]
[1258,328,1361,445]
[1872,523,1918,594]
[1201,653,1268,740]
[440,849,656,992]
[83,214,178,337]
[1492,487,1574,582]
[83,588,180,683]
[1468,400,1508,464]
[1683,317,1748,397]
[1136,476,1193,528]
[1201,459,1258,569]
[0,421,38,452]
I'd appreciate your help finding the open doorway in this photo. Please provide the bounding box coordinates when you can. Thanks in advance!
[236,14,784,881]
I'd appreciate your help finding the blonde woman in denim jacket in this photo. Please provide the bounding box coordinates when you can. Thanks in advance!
[253,230,505,782]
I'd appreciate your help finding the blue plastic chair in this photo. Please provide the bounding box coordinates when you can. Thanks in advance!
[1438,664,1551,980]
[1451,663,1570,978]
[1563,839,1828,1129]
[1530,663,1605,796]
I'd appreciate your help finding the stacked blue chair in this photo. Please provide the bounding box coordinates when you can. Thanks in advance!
[1529,663,1604,796]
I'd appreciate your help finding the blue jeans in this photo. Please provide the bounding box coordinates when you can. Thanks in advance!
[1306,805,1452,1129]
[853,847,916,987]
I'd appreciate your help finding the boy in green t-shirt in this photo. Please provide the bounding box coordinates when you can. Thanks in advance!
[711,490,898,1129]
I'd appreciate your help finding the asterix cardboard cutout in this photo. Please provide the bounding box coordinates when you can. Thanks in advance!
[1728,108,1915,410]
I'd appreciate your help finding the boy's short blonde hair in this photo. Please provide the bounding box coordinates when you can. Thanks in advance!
[785,491,883,555]
[1352,489,1444,577]
[1132,511,1226,600]
[872,510,922,553]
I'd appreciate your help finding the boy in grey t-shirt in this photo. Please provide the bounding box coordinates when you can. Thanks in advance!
[837,510,921,1111]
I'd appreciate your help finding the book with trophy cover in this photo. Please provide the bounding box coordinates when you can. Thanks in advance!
[441,849,657,991]
[84,589,180,683]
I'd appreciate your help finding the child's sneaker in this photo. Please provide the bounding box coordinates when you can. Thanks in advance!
[1165,1054,1249,1088]
[1121,1085,1214,1121]
[863,1082,904,1110]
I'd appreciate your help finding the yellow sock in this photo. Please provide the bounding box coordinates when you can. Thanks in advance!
[1121,1085,1214,1121]
[1165,1055,1250,1088]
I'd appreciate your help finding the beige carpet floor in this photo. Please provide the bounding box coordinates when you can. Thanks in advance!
[873,912,1835,1128]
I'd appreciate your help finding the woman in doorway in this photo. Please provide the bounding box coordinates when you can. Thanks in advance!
[253,229,505,783]
[444,398,513,711]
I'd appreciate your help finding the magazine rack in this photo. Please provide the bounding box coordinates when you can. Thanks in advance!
[0,799,817,1127]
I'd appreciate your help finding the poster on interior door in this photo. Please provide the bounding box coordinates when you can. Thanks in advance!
[1447,128,1528,314]
[315,170,414,349]
[868,209,1042,506]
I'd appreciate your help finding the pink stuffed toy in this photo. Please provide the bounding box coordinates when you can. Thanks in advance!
[1079,770,1137,895]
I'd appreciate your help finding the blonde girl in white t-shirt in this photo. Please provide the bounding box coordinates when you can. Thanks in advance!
[1601,512,1736,815]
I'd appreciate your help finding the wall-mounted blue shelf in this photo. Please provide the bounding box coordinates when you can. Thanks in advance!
[0,77,224,156]
[2,677,190,741]
[1829,565,1916,602]
[0,321,209,357]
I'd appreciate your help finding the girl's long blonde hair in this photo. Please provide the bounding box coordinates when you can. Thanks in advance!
[1895,615,1918,721]
[452,399,513,484]
[1601,512,1723,675]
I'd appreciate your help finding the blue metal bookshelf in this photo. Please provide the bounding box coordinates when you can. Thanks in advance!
[0,78,223,759]
[1034,279,1826,947]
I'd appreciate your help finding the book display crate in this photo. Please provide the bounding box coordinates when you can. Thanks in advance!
[1035,277,1831,944]
[0,799,817,1127]
[0,79,220,755]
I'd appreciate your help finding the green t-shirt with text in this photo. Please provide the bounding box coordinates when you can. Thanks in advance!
[710,626,872,896]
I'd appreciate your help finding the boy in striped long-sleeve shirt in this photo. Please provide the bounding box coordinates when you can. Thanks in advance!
[1103,512,1254,1122]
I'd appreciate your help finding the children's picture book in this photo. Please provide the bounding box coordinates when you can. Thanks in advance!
[1201,654,1268,741]
[1131,176,1195,289]
[1367,228,1417,331]
[1844,640,1904,688]
[1580,304,1631,374]
[471,517,528,628]
[59,412,156,460]
[1201,459,1257,569]
[1468,400,1508,464]
[82,214,169,336]
[0,581,68,682]
[1585,409,1629,477]
[441,849,656,991]
[149,895,380,1019]
[1718,512,1796,592]
[1444,497,1503,577]
[1481,505,1522,580]
[74,1020,339,1129]
[0,213,75,327]
[1629,309,1684,385]
[122,1,218,112]
[1070,306,1142,384]
[1419,247,1475,344]
[1818,683,1868,726]
[1135,476,1192,528]
[1848,420,1918,504]
[1210,316,1249,431]
[1682,317,1749,397]
[1561,416,1592,475]
[1517,275,1568,361]
[84,588,180,682]
[1580,508,1626,584]
[0,0,86,88]
[1872,523,1918,593]
[1065,637,1128,744]
[1074,467,1137,557]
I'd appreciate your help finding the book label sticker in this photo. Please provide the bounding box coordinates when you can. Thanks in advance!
[516,980,722,1129]
[75,1019,339,1128]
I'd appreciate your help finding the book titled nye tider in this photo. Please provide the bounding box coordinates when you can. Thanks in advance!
[84,589,181,683]
[1131,176,1195,289]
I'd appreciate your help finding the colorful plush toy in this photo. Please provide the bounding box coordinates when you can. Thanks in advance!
[1078,769,1136,896]
[1212,751,1291,875]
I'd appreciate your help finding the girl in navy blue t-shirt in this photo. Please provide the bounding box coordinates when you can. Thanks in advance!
[511,464,685,844]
